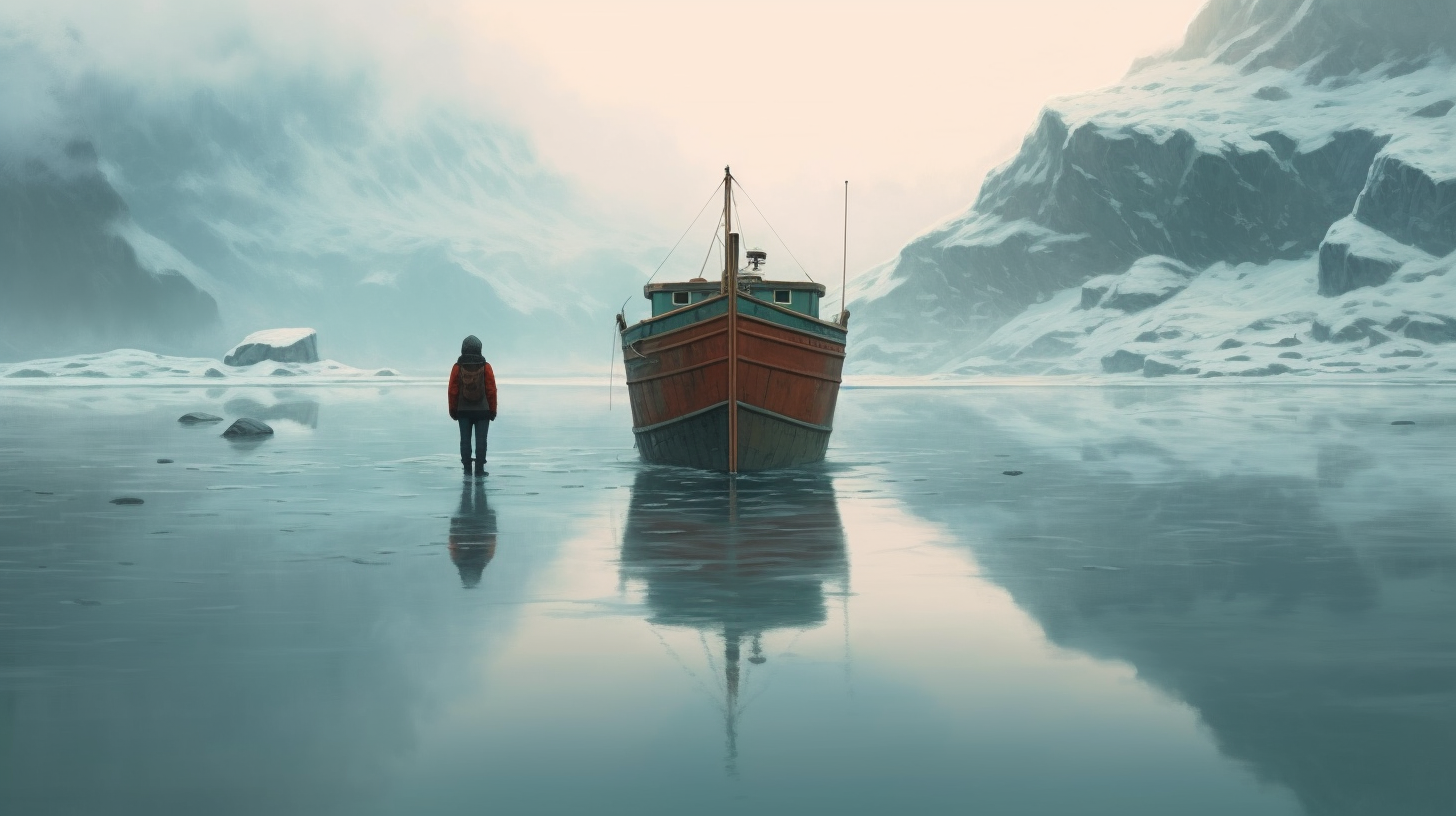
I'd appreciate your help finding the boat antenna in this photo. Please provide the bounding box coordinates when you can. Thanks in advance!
[840,180,849,325]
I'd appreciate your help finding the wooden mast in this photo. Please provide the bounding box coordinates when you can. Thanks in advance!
[724,166,739,474]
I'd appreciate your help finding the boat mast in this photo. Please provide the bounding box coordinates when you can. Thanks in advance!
[724,166,739,474]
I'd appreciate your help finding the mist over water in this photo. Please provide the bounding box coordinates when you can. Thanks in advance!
[0,5,654,371]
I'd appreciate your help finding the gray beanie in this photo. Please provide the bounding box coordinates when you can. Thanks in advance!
[461,335,482,354]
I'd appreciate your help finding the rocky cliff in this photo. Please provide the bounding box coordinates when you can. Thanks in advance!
[850,0,1456,378]
[0,138,219,360]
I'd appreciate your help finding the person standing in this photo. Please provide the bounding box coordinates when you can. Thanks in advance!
[448,335,497,474]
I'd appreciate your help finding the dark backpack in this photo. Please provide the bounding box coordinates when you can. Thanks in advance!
[460,365,485,404]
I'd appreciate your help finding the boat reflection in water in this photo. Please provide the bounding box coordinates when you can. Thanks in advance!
[619,468,847,771]
[448,479,497,588]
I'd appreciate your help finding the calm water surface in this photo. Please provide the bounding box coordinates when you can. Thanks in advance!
[1,383,1452,816]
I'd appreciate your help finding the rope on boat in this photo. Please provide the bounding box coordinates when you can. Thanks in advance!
[645,179,725,286]
[730,177,816,283]
[696,210,726,280]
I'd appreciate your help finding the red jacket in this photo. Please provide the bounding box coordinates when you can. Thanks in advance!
[448,361,497,416]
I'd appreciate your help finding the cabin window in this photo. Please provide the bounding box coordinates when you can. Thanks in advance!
[774,290,792,304]
[672,291,691,306]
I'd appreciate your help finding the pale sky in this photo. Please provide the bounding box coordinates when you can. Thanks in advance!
[13,0,1210,301]
[458,0,1210,300]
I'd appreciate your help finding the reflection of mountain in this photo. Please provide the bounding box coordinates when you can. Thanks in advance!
[620,468,847,768]
[871,390,1456,816]
[449,481,497,589]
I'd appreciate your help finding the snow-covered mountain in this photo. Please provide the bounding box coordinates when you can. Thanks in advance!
[0,19,648,371]
[849,0,1456,379]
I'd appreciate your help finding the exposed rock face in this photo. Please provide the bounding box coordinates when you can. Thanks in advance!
[223,329,320,367]
[0,140,219,362]
[1316,217,1430,296]
[1101,350,1146,373]
[1354,156,1456,258]
[849,0,1456,378]
[1085,257,1196,313]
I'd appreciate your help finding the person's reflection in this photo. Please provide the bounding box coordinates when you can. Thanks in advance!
[448,479,497,588]
[619,469,847,772]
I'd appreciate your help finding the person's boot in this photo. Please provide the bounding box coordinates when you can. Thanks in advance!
[473,459,486,476]
[461,458,472,473]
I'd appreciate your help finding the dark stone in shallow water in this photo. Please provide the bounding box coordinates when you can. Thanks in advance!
[1392,420,1416,425]
[110,497,144,505]
[1003,470,1024,476]
[157,458,173,464]
[178,412,223,424]
[222,418,274,438]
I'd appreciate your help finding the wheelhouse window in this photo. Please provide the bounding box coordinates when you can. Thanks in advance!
[774,290,792,304]
[672,291,691,306]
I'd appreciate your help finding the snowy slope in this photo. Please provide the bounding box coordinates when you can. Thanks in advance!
[849,0,1456,379]
[0,349,397,382]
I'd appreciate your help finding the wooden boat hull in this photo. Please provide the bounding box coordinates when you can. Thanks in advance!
[623,294,846,471]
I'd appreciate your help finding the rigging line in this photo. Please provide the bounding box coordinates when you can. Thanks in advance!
[648,625,720,705]
[699,631,724,695]
[606,323,617,410]
[696,211,726,279]
[645,179,725,285]
[731,177,815,283]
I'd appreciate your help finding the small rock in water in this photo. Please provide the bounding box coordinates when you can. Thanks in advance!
[204,368,226,378]
[222,418,274,438]
[1081,565,1123,571]
[375,369,397,376]
[110,497,145,505]
[1002,470,1024,476]
[1392,420,1416,426]
[157,458,174,464]
[178,412,223,424]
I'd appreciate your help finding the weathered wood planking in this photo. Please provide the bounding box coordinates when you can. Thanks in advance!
[623,292,846,472]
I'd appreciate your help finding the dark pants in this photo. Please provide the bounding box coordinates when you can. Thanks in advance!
[458,416,490,463]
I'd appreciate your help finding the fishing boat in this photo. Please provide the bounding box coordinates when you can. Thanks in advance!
[618,167,849,472]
